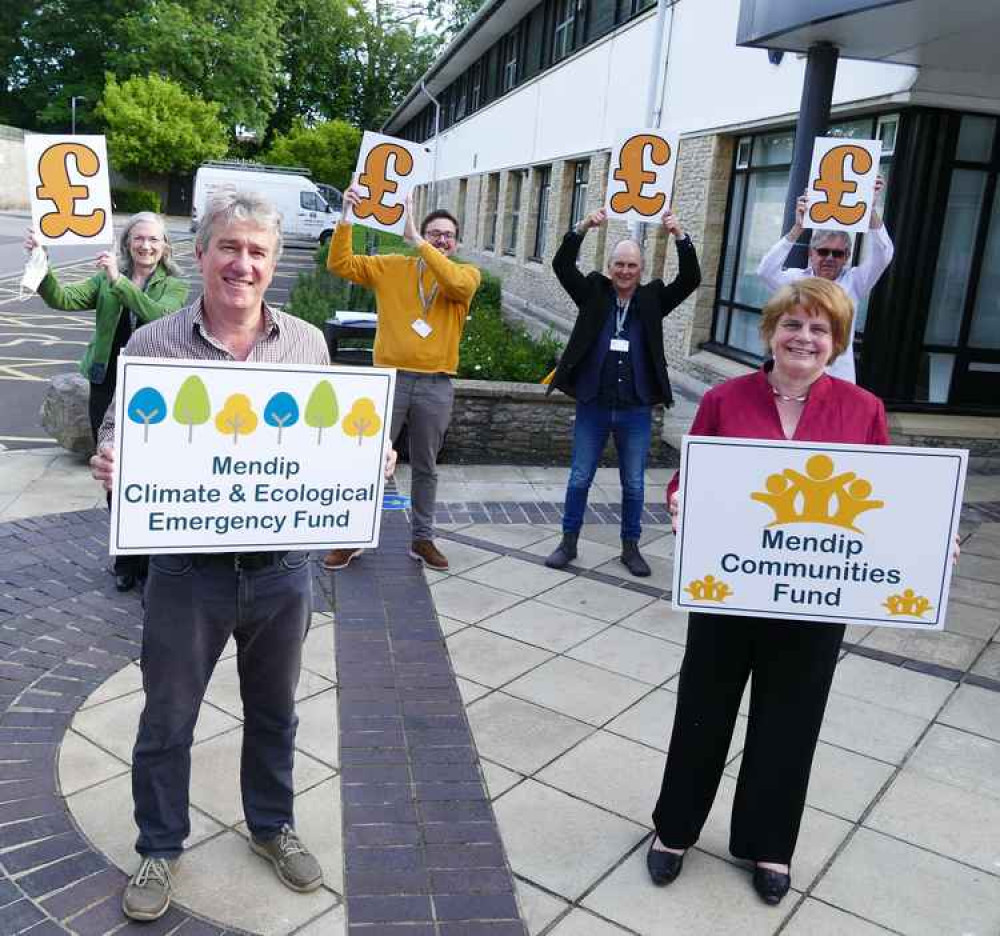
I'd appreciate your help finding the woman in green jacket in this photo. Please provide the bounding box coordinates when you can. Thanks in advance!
[27,212,189,590]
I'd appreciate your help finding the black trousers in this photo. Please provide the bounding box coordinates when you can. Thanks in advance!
[651,612,844,864]
[90,379,147,580]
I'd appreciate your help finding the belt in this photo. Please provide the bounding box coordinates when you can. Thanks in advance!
[192,552,288,571]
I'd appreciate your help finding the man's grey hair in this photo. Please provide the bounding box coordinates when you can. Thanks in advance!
[117,212,180,278]
[608,237,644,271]
[810,229,852,254]
[196,190,283,259]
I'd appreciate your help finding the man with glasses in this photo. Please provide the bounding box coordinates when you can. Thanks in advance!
[757,178,893,383]
[325,190,480,571]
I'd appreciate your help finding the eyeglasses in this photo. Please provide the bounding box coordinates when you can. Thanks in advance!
[813,247,847,259]
[425,229,457,241]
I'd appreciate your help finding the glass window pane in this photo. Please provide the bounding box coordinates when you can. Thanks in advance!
[925,169,987,346]
[914,352,956,404]
[828,118,874,140]
[969,183,1000,348]
[733,170,789,308]
[719,173,746,299]
[751,131,794,167]
[713,306,730,343]
[587,0,615,40]
[728,308,766,357]
[957,115,996,163]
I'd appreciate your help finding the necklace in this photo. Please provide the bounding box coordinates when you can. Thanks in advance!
[770,384,808,403]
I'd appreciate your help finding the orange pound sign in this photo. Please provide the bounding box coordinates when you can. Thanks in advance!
[354,143,414,227]
[809,144,874,227]
[36,142,107,239]
[609,134,671,217]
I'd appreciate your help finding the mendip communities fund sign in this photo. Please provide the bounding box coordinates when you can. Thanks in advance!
[671,437,967,630]
[109,359,396,555]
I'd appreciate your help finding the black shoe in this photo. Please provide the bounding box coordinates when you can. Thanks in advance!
[646,844,684,886]
[545,533,578,569]
[115,572,137,592]
[621,540,651,577]
[752,866,791,905]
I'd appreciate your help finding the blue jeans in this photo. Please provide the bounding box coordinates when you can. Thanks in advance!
[562,401,652,541]
[133,552,312,858]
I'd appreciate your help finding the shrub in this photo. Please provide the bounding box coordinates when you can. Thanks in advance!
[112,188,161,214]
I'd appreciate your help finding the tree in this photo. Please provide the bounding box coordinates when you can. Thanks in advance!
[128,388,168,443]
[173,375,212,442]
[425,0,487,38]
[263,392,300,445]
[304,380,339,444]
[342,398,381,446]
[108,0,283,136]
[215,393,259,444]
[98,75,228,176]
[265,121,361,190]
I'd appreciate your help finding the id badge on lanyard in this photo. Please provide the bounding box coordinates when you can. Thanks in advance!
[413,259,438,339]
[611,297,630,354]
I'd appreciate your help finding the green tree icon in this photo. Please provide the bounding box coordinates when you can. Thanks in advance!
[304,380,339,444]
[172,375,212,443]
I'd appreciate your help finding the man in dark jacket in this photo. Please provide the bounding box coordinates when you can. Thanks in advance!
[546,207,701,576]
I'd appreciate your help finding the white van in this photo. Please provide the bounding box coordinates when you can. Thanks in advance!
[191,161,340,245]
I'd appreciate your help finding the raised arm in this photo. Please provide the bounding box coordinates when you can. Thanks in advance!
[757,192,808,290]
[552,208,605,306]
[325,182,384,286]
[656,211,701,316]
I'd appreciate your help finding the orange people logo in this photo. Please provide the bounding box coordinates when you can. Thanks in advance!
[609,134,671,217]
[35,142,107,239]
[684,575,732,603]
[354,143,414,227]
[882,588,934,619]
[750,454,884,532]
[809,144,873,227]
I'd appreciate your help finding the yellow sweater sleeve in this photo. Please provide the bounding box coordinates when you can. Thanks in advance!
[326,222,387,287]
[417,241,481,304]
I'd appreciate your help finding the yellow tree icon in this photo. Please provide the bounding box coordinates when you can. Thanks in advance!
[342,398,381,446]
[215,393,258,444]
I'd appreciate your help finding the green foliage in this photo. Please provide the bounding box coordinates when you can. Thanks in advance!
[264,121,361,190]
[285,244,562,383]
[458,272,562,383]
[98,75,228,175]
[111,188,162,214]
[108,0,283,136]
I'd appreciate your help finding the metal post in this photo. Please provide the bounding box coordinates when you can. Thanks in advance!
[419,81,441,209]
[631,0,672,243]
[783,42,839,254]
[71,97,78,134]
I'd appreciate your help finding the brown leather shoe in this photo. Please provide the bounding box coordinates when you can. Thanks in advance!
[321,548,362,571]
[409,539,449,571]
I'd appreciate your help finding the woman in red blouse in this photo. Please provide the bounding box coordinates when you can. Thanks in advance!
[646,278,888,905]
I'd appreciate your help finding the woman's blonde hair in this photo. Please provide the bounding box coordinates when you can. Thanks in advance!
[759,277,854,362]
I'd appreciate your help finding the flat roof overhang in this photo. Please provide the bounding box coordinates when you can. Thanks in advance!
[737,0,1000,74]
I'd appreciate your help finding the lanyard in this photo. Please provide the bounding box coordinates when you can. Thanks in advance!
[417,260,439,317]
[615,297,630,337]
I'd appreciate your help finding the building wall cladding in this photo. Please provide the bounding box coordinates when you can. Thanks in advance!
[0,125,28,211]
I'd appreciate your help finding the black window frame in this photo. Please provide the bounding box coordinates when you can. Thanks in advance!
[532,166,552,261]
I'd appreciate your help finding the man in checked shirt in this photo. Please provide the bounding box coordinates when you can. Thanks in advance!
[90,191,394,921]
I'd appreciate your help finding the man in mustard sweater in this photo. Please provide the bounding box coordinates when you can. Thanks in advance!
[324,190,481,571]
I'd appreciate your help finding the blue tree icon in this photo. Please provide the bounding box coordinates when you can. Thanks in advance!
[128,387,167,442]
[263,392,300,445]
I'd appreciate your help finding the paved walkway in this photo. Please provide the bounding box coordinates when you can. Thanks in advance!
[0,451,999,935]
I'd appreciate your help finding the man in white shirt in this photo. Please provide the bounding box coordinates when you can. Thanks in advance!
[756,180,893,383]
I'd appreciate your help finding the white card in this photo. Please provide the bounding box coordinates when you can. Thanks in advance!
[610,338,630,352]
[411,318,432,338]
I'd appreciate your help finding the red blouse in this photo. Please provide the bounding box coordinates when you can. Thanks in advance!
[667,367,890,500]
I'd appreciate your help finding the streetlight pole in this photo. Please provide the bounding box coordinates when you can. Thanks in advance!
[71,96,86,134]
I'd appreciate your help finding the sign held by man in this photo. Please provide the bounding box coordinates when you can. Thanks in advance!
[804,136,882,234]
[348,131,430,236]
[605,128,680,224]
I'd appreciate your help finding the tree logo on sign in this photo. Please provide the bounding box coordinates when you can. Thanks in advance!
[35,142,107,239]
[809,144,873,227]
[354,143,413,227]
[610,134,671,217]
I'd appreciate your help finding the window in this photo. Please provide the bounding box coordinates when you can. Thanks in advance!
[587,0,616,41]
[711,117,898,362]
[553,0,577,62]
[300,191,325,211]
[522,7,545,80]
[505,171,524,255]
[470,61,482,112]
[501,29,519,93]
[569,161,590,231]
[532,166,552,260]
[457,178,468,242]
[484,173,500,251]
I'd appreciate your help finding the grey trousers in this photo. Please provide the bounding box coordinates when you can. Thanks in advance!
[133,552,312,858]
[392,371,454,541]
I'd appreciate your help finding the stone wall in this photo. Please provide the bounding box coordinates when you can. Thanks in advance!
[0,125,28,211]
[438,379,676,467]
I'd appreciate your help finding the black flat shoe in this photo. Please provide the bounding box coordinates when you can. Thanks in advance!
[115,572,137,593]
[752,867,791,905]
[646,844,684,886]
